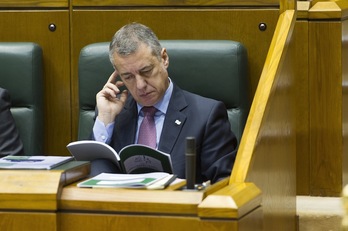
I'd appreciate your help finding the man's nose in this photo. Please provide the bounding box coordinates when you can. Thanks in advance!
[135,76,147,89]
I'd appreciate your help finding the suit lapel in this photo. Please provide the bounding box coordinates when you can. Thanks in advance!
[158,85,187,154]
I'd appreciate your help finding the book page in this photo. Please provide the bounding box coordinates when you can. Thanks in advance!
[67,140,120,166]
[119,144,173,174]
[123,155,164,173]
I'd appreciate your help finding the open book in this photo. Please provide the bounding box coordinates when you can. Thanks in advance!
[66,140,173,174]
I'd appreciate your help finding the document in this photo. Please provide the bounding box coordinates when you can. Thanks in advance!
[77,172,177,189]
[0,156,74,170]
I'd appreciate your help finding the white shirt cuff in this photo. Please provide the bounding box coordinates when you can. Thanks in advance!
[92,117,114,144]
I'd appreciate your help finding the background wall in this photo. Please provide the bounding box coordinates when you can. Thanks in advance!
[0,5,71,156]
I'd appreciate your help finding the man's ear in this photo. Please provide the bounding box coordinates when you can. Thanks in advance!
[161,48,169,68]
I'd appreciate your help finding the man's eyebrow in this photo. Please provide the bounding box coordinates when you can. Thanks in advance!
[119,64,154,77]
[139,64,154,72]
[119,71,132,77]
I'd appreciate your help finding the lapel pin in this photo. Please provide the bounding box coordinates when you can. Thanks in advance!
[175,120,181,125]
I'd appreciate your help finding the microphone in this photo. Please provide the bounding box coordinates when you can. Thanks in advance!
[185,137,196,190]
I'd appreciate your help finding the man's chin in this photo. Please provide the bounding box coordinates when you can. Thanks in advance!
[138,99,154,107]
[138,94,158,106]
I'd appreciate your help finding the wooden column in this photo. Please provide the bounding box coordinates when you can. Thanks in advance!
[296,0,348,196]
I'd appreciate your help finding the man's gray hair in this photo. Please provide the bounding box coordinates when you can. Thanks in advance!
[109,23,162,68]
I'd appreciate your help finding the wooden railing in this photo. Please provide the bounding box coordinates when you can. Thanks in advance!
[231,9,297,230]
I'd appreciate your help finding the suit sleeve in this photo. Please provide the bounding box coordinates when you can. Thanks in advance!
[200,101,238,183]
[0,89,25,156]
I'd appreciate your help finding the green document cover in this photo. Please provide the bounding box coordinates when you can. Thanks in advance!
[77,172,172,188]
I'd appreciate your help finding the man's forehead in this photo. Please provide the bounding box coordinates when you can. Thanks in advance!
[115,58,155,75]
[113,45,160,72]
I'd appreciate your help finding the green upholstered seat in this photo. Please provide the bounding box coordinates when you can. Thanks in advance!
[78,40,250,144]
[0,42,44,155]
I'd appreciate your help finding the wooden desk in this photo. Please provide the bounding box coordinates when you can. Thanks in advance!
[0,166,261,231]
[58,179,262,231]
[0,161,89,231]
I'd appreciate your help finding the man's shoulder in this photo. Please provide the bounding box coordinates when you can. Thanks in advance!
[0,87,10,103]
[170,83,224,111]
[179,87,219,105]
[0,87,7,96]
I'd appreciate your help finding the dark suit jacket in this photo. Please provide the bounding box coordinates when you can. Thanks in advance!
[108,83,237,183]
[0,88,24,156]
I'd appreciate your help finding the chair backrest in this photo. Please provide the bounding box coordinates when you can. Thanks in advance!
[0,42,44,155]
[78,40,250,144]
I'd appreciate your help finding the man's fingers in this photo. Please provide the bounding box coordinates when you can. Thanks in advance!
[103,74,125,93]
[118,90,128,102]
[107,71,118,84]
[115,80,124,88]
[102,87,118,98]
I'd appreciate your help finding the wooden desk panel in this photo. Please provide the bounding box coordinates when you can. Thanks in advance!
[58,202,262,231]
[58,212,262,231]
[0,170,62,211]
[0,212,57,231]
[0,163,89,211]
[296,0,348,197]
[58,180,262,230]
[294,20,310,195]
[60,186,204,215]
[309,21,342,196]
[0,0,67,7]
[343,19,348,189]
[58,209,262,231]
[59,213,202,231]
[72,0,279,7]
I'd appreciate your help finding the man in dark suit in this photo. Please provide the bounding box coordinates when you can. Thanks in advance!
[92,22,237,183]
[0,87,24,156]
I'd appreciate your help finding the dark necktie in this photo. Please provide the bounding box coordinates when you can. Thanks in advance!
[138,106,157,148]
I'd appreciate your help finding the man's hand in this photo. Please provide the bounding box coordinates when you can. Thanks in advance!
[96,71,128,126]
